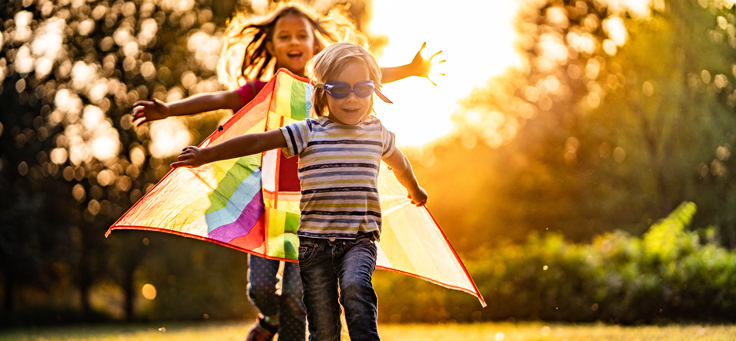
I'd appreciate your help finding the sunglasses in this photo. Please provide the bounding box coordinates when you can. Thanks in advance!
[316,80,393,104]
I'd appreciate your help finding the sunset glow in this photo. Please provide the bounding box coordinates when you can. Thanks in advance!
[368,0,522,147]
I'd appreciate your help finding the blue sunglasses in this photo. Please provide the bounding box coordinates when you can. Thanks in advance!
[316,80,393,103]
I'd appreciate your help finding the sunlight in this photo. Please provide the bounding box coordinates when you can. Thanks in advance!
[369,0,521,147]
[14,44,34,74]
[84,105,122,161]
[54,89,83,122]
[30,17,65,79]
[71,61,96,91]
[130,145,146,166]
[13,11,33,42]
[607,0,658,17]
[603,17,627,46]
[50,148,68,165]
[148,118,192,158]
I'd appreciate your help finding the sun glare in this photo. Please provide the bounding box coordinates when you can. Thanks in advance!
[369,0,521,147]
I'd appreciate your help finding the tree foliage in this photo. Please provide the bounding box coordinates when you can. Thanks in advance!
[416,0,736,250]
[0,0,251,323]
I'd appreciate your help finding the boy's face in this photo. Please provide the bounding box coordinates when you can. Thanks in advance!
[326,60,373,125]
[267,13,316,77]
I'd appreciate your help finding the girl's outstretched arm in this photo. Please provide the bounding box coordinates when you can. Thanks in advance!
[382,148,427,206]
[171,129,287,168]
[380,42,445,85]
[132,90,242,126]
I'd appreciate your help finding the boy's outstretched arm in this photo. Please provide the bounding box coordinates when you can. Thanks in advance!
[380,42,445,85]
[171,129,287,168]
[382,148,427,207]
[133,90,242,126]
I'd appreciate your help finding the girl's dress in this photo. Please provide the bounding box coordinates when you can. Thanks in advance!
[237,79,307,341]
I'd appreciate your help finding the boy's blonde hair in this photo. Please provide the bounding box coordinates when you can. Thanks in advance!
[310,42,382,117]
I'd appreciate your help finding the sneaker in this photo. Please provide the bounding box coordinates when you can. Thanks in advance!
[245,317,277,341]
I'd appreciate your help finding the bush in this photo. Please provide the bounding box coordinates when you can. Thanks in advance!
[376,202,736,323]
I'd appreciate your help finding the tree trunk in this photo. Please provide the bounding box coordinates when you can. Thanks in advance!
[122,259,137,322]
[655,169,673,216]
[3,269,13,313]
[630,98,674,218]
[79,242,91,320]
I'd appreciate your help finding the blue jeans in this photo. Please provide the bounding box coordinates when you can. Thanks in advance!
[298,234,379,341]
[247,254,307,341]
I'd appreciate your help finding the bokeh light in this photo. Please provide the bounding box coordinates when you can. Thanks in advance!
[142,284,157,300]
[148,118,191,159]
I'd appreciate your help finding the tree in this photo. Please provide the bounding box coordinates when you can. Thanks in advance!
[419,0,736,250]
[0,0,243,321]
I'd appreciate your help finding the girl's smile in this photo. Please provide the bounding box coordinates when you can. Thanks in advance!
[267,13,316,77]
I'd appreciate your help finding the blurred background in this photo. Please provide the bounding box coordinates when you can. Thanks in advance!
[2,0,736,327]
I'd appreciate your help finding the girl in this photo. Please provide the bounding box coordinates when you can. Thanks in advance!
[132,5,442,127]
[132,4,440,341]
[172,41,426,341]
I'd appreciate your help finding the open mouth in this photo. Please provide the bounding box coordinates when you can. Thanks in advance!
[287,51,303,60]
[343,108,361,114]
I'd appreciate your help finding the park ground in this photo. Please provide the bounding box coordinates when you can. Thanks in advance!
[1,322,735,341]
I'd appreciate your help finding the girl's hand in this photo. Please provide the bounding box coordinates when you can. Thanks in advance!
[132,98,170,126]
[407,187,428,207]
[409,42,445,86]
[171,146,206,168]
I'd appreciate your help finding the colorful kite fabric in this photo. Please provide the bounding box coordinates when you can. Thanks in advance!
[107,69,486,307]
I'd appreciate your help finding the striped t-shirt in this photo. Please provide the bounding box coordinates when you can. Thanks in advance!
[279,115,396,240]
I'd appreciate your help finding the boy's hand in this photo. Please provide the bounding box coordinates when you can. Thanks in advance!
[171,146,206,168]
[409,42,445,86]
[132,98,170,126]
[408,187,428,207]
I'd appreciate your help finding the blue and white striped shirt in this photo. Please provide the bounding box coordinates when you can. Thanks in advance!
[279,116,395,240]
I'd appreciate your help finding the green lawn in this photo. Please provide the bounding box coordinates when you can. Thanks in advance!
[1,322,735,341]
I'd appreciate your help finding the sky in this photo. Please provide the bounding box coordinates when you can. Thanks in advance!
[367,0,522,147]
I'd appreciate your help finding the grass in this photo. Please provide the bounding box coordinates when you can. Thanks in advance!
[1,322,735,341]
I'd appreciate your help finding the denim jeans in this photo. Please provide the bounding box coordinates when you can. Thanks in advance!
[298,234,379,341]
[247,254,307,341]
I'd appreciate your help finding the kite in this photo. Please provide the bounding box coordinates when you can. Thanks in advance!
[107,69,486,307]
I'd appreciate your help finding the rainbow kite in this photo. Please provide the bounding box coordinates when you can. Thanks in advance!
[107,70,485,307]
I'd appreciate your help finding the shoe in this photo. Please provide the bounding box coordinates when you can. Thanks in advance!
[245,317,277,341]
